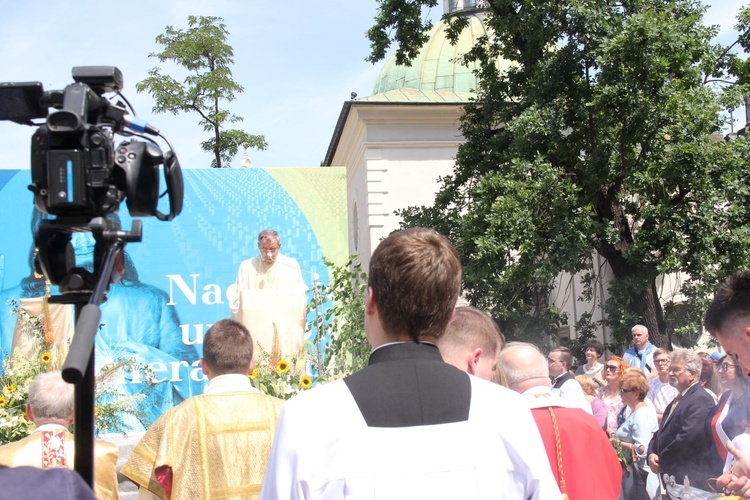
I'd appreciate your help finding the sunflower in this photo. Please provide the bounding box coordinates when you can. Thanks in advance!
[276,359,290,374]
[40,352,52,364]
[0,396,6,407]
[248,369,258,380]
[3,385,15,395]
[300,375,312,389]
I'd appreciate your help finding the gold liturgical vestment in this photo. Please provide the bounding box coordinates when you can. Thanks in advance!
[121,388,283,499]
[0,424,119,500]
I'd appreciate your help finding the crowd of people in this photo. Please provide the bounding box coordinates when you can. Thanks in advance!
[2,227,750,499]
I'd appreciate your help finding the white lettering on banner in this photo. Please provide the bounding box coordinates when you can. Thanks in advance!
[141,360,206,384]
[167,274,199,305]
[202,284,224,305]
[181,323,211,345]
[166,274,229,306]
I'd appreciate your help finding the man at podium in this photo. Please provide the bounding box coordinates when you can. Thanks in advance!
[229,230,308,359]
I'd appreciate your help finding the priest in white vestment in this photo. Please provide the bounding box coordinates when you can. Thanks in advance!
[229,229,307,358]
[260,228,559,500]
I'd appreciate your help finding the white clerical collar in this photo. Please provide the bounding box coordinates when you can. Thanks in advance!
[204,373,258,395]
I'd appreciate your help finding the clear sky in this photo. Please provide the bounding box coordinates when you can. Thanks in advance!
[0,0,744,170]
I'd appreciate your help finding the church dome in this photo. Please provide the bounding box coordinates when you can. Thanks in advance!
[368,6,508,102]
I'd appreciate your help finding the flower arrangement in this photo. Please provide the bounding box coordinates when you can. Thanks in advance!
[0,298,152,443]
[249,323,316,400]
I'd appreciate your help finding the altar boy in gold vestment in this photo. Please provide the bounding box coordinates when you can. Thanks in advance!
[0,371,119,500]
[121,319,284,499]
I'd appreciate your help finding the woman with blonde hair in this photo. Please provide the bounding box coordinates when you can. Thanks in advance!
[598,355,629,435]
[576,374,607,431]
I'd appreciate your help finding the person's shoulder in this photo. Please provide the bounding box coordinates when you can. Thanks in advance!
[281,379,348,412]
[624,346,637,355]
[468,376,525,409]
[0,466,96,499]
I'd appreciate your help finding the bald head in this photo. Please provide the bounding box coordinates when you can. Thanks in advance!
[498,342,551,393]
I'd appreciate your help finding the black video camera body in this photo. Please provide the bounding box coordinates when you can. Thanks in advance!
[0,66,183,222]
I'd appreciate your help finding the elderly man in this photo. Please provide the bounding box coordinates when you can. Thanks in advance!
[0,371,119,500]
[436,306,505,380]
[623,324,657,374]
[121,319,284,499]
[548,346,592,413]
[646,348,722,491]
[499,342,622,499]
[260,228,559,499]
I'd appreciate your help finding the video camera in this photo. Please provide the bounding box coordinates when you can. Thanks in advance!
[0,66,183,289]
[0,66,182,221]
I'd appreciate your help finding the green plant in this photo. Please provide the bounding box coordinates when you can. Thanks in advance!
[0,298,153,442]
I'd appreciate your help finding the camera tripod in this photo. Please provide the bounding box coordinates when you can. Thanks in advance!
[36,217,142,488]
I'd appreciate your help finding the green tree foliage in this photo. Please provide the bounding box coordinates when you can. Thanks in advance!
[137,16,267,168]
[309,258,369,378]
[369,0,750,349]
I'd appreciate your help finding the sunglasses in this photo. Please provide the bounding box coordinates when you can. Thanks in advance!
[620,388,635,394]
[718,363,738,372]
[604,365,619,371]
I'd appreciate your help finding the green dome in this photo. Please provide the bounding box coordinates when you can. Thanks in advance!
[369,12,506,102]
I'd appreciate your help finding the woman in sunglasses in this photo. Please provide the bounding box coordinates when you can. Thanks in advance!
[709,354,750,472]
[614,369,659,499]
[598,355,629,435]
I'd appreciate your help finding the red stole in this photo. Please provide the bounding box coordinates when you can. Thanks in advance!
[531,406,622,500]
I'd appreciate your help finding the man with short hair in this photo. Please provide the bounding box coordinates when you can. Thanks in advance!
[121,319,284,499]
[260,228,559,499]
[646,347,679,423]
[705,270,750,496]
[436,306,505,380]
[623,324,657,374]
[548,346,591,413]
[646,348,722,491]
[705,271,750,377]
[0,371,119,500]
[229,229,308,359]
[499,342,622,499]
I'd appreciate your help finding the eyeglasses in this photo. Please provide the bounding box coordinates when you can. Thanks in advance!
[717,363,738,372]
[547,357,561,364]
[620,388,635,394]
[604,365,619,371]
[654,359,670,365]
[668,367,686,375]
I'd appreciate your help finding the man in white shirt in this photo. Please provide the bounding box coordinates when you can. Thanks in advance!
[548,346,592,414]
[646,347,679,422]
[623,324,657,375]
[260,227,560,499]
